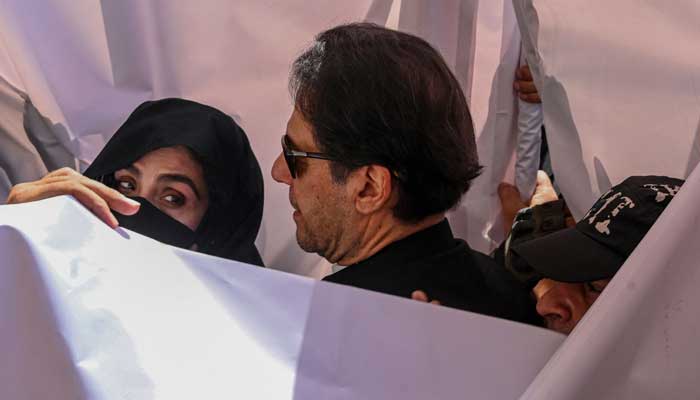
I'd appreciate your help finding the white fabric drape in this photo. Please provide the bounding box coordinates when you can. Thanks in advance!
[0,196,564,399]
[513,0,700,218]
[446,0,523,249]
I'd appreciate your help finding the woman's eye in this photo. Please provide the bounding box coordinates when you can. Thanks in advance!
[117,180,135,192]
[163,194,185,206]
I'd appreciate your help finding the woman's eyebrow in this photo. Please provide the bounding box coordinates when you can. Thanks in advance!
[125,165,141,176]
[157,174,202,200]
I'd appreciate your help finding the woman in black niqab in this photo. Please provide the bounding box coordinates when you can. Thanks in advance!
[84,98,264,266]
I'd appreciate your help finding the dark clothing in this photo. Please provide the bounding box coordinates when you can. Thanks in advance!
[85,98,264,266]
[323,219,540,325]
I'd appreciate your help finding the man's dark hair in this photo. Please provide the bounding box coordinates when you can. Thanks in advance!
[290,23,482,223]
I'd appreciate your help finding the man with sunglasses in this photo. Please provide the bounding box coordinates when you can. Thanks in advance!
[271,23,538,324]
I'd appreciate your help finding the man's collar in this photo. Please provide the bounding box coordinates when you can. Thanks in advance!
[347,218,455,269]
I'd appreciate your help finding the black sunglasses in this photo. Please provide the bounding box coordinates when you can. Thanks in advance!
[281,135,335,179]
[281,135,407,181]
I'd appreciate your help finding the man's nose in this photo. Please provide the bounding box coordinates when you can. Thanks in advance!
[534,283,577,333]
[536,290,573,324]
[271,153,292,185]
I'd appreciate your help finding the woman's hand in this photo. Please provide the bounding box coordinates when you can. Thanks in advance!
[6,167,140,228]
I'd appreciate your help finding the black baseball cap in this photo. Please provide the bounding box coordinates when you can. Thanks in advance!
[511,176,684,283]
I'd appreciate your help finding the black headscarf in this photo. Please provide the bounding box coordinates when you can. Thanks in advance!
[84,98,264,266]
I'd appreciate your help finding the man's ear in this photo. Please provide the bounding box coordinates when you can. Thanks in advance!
[351,165,394,215]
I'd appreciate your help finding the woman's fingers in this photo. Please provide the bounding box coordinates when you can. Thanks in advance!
[78,176,140,216]
[5,182,29,204]
[6,167,140,227]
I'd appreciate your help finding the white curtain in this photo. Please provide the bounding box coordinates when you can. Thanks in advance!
[0,196,564,399]
[5,170,700,398]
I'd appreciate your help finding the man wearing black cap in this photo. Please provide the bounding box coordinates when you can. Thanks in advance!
[511,176,684,334]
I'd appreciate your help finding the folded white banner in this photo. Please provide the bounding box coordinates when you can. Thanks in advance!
[0,197,563,399]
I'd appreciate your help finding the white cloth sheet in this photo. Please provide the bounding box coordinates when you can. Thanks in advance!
[448,0,522,249]
[514,51,543,201]
[513,0,700,218]
[0,196,563,399]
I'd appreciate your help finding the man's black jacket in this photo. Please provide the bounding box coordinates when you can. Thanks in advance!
[323,219,541,325]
